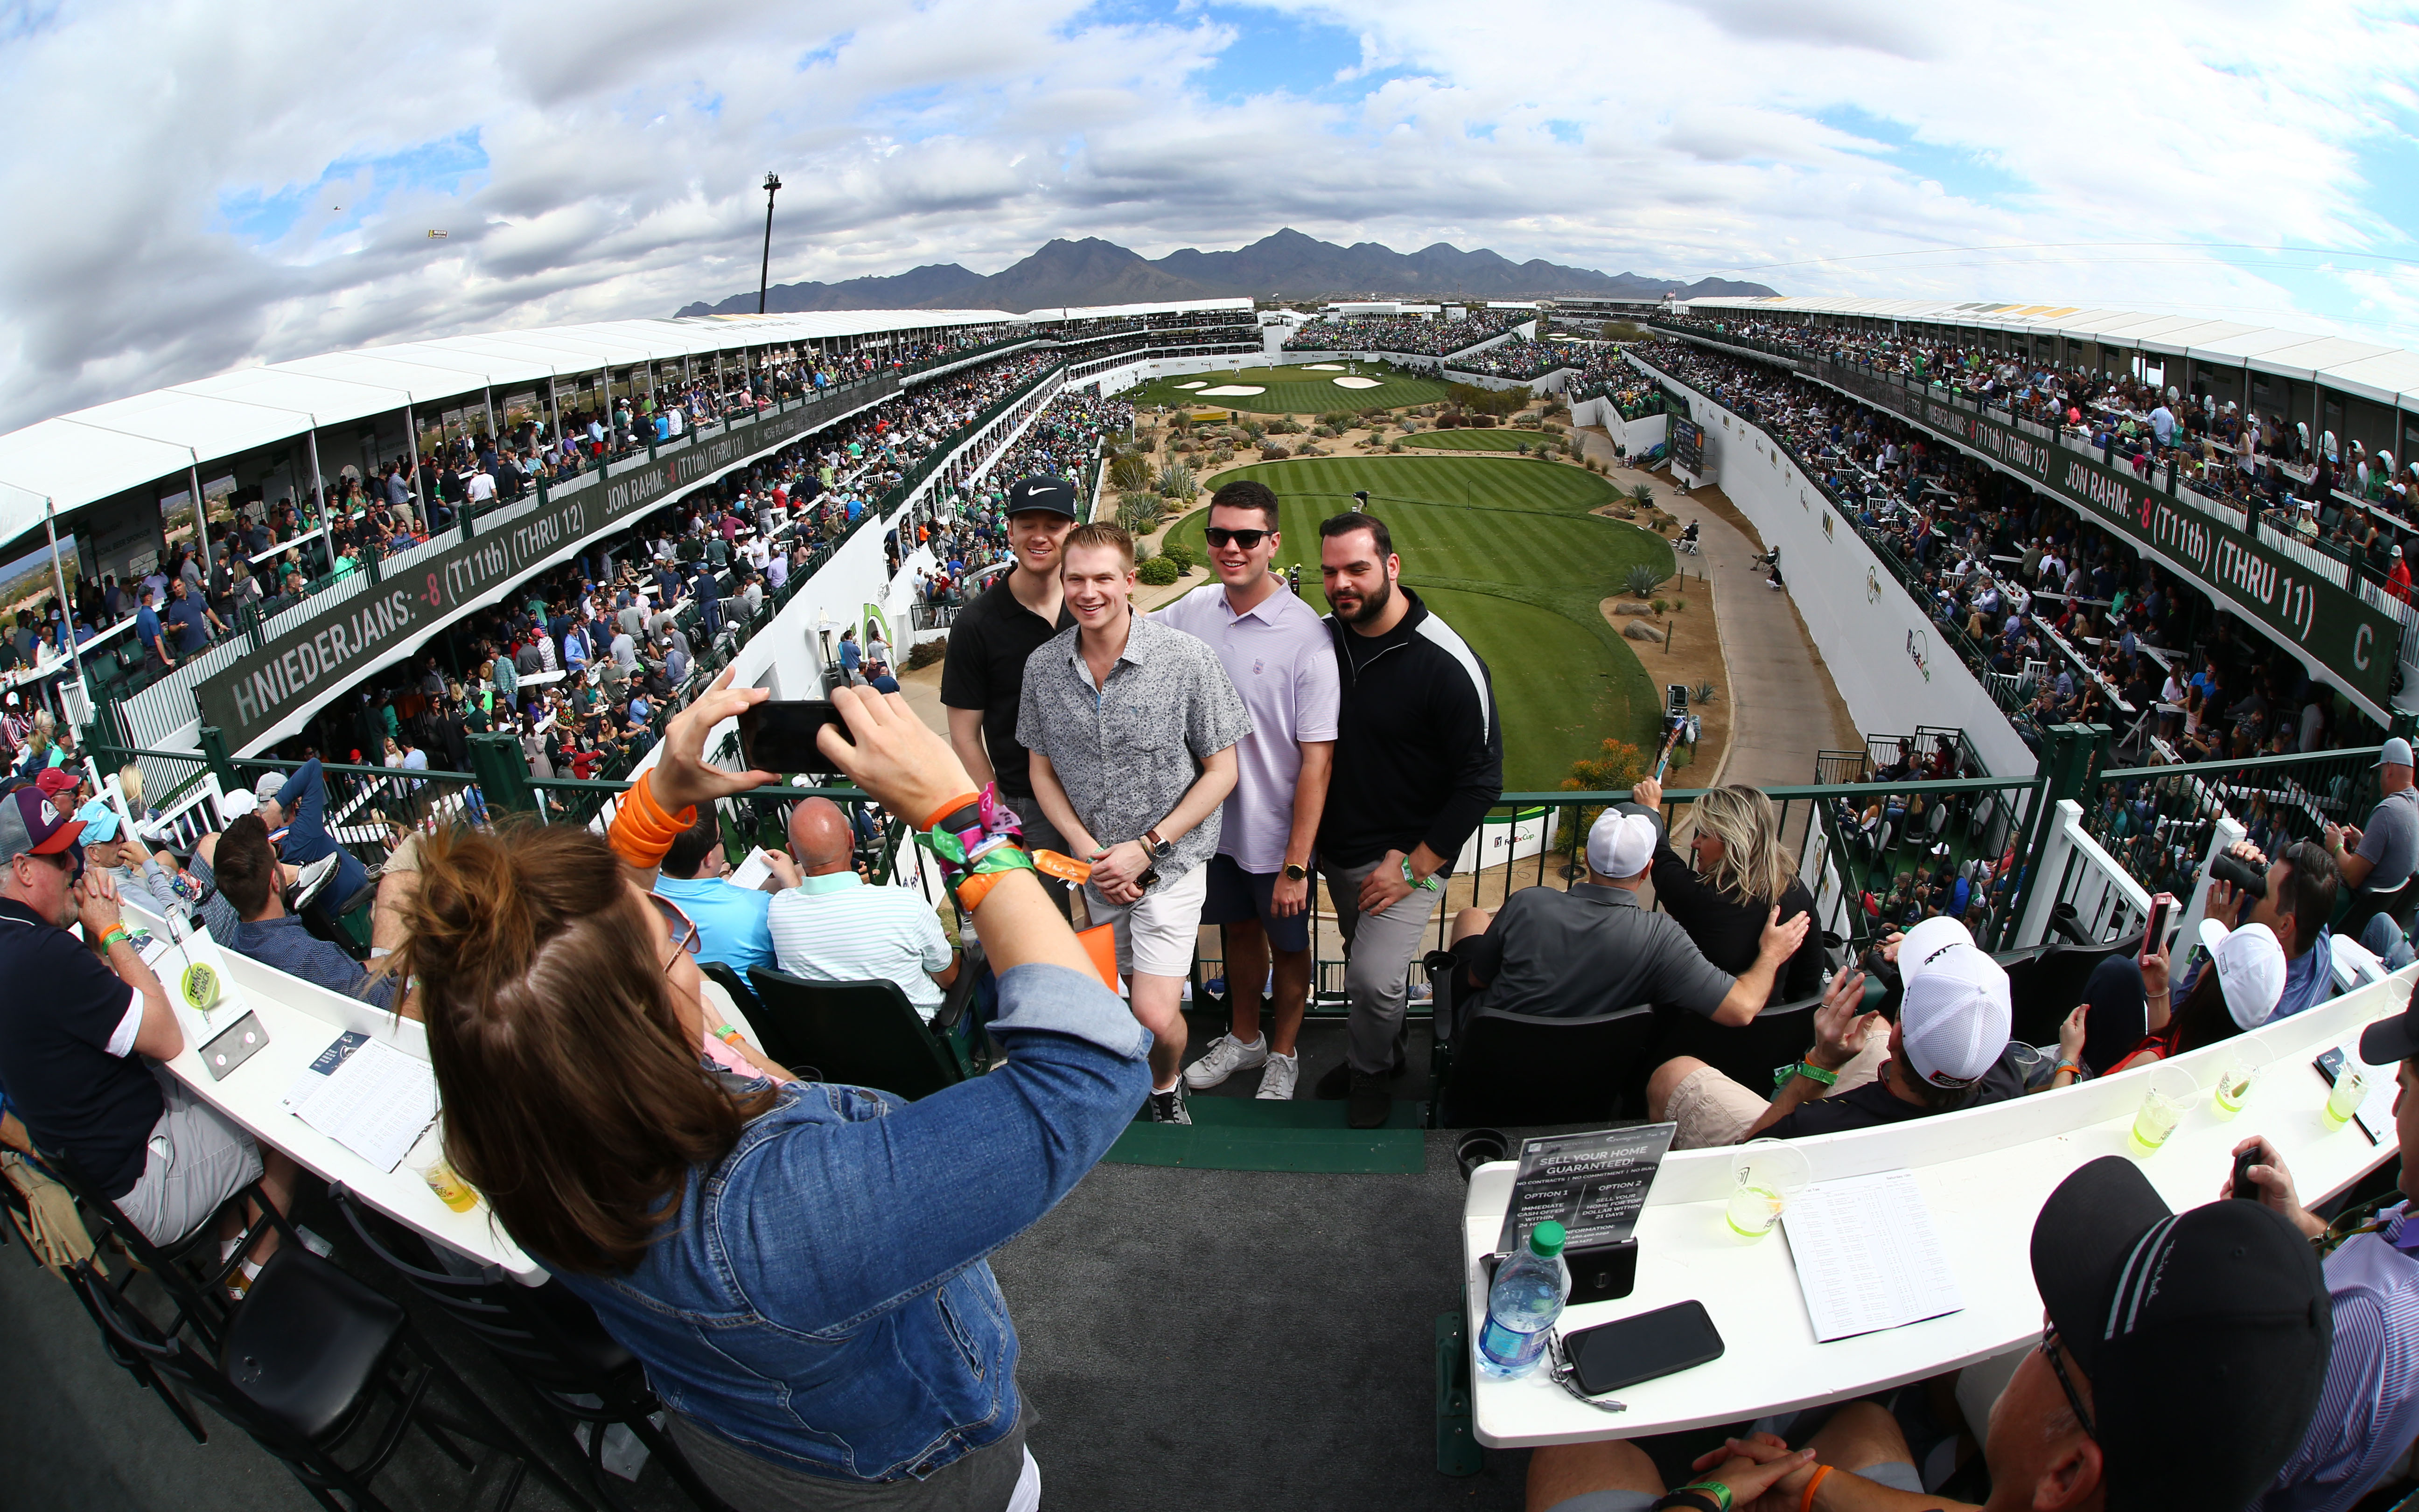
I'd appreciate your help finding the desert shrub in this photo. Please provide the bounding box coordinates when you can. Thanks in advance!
[1651,598,1668,616]
[1624,563,1664,598]
[1117,494,1168,534]
[1157,461,1198,499]
[905,638,947,670]
[1554,738,1649,849]
[1210,446,1235,465]
[1109,451,1152,491]
[1260,444,1290,460]
[1629,483,1655,508]
[1137,556,1182,586]
[1160,539,1198,572]
[1311,424,1336,438]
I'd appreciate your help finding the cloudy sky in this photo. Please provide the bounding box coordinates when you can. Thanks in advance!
[2,0,2416,432]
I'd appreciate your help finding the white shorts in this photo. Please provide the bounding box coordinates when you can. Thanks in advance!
[1084,862,1210,981]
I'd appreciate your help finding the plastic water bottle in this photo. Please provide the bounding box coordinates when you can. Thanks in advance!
[1477,1219,1570,1379]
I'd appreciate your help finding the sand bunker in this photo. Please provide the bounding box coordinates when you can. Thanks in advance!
[1305,363,1346,370]
[1198,385,1265,396]
[1331,376,1384,389]
[1177,381,1208,389]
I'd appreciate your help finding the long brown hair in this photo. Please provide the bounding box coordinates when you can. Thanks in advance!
[399,821,775,1274]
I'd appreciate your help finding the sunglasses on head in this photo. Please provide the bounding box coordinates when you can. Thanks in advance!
[643,892,702,971]
[1203,527,1270,549]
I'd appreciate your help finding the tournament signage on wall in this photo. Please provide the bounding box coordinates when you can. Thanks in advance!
[1785,356,2398,716]
[1670,418,1705,477]
[196,379,896,751]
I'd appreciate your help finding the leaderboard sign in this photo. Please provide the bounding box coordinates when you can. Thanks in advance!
[196,379,896,751]
[1809,360,2399,714]
[1670,418,1705,476]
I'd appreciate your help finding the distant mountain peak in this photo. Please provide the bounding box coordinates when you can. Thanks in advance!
[676,229,1774,316]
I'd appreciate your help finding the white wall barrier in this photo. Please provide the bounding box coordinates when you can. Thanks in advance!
[1639,360,2039,778]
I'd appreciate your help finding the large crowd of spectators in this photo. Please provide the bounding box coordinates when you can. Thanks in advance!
[1670,313,2419,597]
[1282,308,1526,358]
[1444,335,1569,382]
[911,390,1132,613]
[1632,338,2388,774]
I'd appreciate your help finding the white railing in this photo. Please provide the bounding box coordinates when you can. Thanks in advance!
[2254,518,2353,588]
[2015,799,2154,948]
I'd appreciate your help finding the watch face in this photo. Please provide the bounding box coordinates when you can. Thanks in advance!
[1284,864,1307,880]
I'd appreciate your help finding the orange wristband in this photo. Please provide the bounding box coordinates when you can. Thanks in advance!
[608,773,698,869]
[956,867,1024,913]
[920,790,981,832]
[1800,1464,1832,1512]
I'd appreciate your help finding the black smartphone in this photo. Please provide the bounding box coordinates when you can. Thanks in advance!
[2314,1046,2348,1086]
[2231,1146,2264,1201]
[1562,1300,1725,1397]
[738,701,852,775]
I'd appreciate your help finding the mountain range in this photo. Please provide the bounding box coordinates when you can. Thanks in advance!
[675,228,1776,316]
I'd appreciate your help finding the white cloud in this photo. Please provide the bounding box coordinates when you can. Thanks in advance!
[0,0,2415,435]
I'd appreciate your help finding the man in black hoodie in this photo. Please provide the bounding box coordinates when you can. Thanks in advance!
[1312,511,1503,1128]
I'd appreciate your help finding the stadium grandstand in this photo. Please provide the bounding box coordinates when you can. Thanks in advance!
[4,276,2418,1512]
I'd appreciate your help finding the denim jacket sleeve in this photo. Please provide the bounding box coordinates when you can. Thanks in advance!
[726,962,1150,1331]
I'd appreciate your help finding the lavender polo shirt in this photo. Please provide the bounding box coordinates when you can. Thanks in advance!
[1153,579,1340,873]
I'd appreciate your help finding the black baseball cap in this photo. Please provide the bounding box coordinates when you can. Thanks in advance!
[2362,997,2419,1064]
[2030,1157,2332,1509]
[1004,476,1081,521]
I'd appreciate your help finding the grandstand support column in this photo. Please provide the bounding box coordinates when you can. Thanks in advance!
[2007,722,2114,948]
[304,426,325,522]
[482,384,496,448]
[465,731,536,815]
[546,374,560,447]
[198,726,238,798]
[40,494,84,697]
[183,456,213,612]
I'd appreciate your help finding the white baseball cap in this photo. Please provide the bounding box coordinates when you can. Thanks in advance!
[1587,809,1658,879]
[219,788,259,822]
[2199,918,2286,1029]
[1895,917,2013,1087]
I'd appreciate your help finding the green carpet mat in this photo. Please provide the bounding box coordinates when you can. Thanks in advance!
[1104,1097,1428,1173]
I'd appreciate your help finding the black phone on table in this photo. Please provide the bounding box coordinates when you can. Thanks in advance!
[2231,1145,2264,1201]
[1561,1300,1726,1396]
[738,701,852,775]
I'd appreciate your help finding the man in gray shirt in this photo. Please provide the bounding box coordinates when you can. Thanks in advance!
[2329,736,2419,948]
[1021,523,1249,1124]
[1449,807,1808,1029]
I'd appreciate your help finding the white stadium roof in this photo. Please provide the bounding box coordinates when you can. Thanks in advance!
[1677,295,2419,411]
[0,308,1024,550]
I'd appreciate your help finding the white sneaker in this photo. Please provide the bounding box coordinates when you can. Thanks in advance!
[1183,1033,1269,1090]
[1256,1050,1300,1101]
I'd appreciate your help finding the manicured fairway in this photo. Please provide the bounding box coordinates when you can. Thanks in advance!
[1161,455,1673,789]
[1126,363,1448,415]
[1402,428,1557,451]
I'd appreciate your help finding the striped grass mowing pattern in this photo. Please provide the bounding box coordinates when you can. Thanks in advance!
[1125,363,1449,415]
[1401,428,1557,451]
[1162,455,1676,789]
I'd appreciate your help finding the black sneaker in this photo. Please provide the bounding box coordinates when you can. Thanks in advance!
[1314,1051,1407,1100]
[1147,1086,1192,1125]
[1347,1072,1391,1130]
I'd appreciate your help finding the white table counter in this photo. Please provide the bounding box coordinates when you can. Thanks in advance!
[122,899,542,1282]
[1463,968,2411,1448]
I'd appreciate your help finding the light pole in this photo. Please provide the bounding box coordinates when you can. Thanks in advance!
[757,172,783,315]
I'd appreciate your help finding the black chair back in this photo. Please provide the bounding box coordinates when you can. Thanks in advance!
[1434,1003,1658,1129]
[38,1142,293,1352]
[699,960,763,1022]
[2338,876,2417,950]
[747,968,964,1099]
[2006,932,2142,1049]
[1648,991,1827,1094]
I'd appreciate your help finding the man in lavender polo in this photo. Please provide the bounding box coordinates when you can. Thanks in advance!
[1160,480,1339,1101]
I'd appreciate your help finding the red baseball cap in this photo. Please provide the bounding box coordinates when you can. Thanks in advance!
[32,767,78,802]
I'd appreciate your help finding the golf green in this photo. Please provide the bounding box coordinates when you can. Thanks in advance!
[1403,428,1557,451]
[1162,455,1673,790]
[1126,363,1447,416]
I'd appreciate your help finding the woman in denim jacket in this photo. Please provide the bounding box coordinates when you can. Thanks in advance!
[403,676,1152,1510]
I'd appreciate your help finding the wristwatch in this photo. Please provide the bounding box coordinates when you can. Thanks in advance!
[1282,863,1308,881]
[1144,828,1175,859]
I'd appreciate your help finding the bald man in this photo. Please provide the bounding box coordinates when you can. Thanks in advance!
[766,797,960,1020]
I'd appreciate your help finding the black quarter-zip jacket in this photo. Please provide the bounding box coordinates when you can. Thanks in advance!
[1318,586,1505,871]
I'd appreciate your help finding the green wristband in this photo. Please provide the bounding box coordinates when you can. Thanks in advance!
[1774,1060,1839,1091]
[1671,1484,1734,1512]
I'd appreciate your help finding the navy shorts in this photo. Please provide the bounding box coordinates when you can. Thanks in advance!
[1199,854,1315,955]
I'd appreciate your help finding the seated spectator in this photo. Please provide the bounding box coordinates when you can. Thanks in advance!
[1529,1153,2334,1512]
[2059,839,2335,1079]
[2228,996,2419,1512]
[865,658,902,695]
[0,786,299,1274]
[1446,809,1808,1028]
[212,815,398,1010]
[2054,917,2284,1084]
[767,796,958,1021]
[1647,916,2021,1149]
[651,810,784,975]
[1632,778,1824,1002]
[253,759,370,911]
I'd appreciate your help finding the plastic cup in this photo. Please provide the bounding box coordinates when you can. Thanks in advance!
[1725,1139,1811,1241]
[2210,1044,2272,1119]
[2128,1066,2198,1155]
[413,1152,480,1213]
[2325,1069,2370,1127]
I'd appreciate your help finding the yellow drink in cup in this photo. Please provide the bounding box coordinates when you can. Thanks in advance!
[2325,1070,2369,1127]
[417,1157,479,1213]
[2128,1067,2197,1156]
[1725,1183,1783,1240]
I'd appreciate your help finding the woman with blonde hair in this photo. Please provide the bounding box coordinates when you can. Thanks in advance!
[1631,777,1825,1005]
[402,674,1148,1509]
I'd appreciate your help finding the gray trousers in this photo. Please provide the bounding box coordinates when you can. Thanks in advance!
[1324,857,1444,1076]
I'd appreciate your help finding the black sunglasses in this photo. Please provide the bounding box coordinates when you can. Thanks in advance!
[2039,1327,2097,1441]
[1203,527,1270,549]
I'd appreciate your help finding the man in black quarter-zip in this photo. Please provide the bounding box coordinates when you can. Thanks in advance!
[1312,510,1503,1129]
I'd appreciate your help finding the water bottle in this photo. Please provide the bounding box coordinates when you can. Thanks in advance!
[1477,1219,1570,1379]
